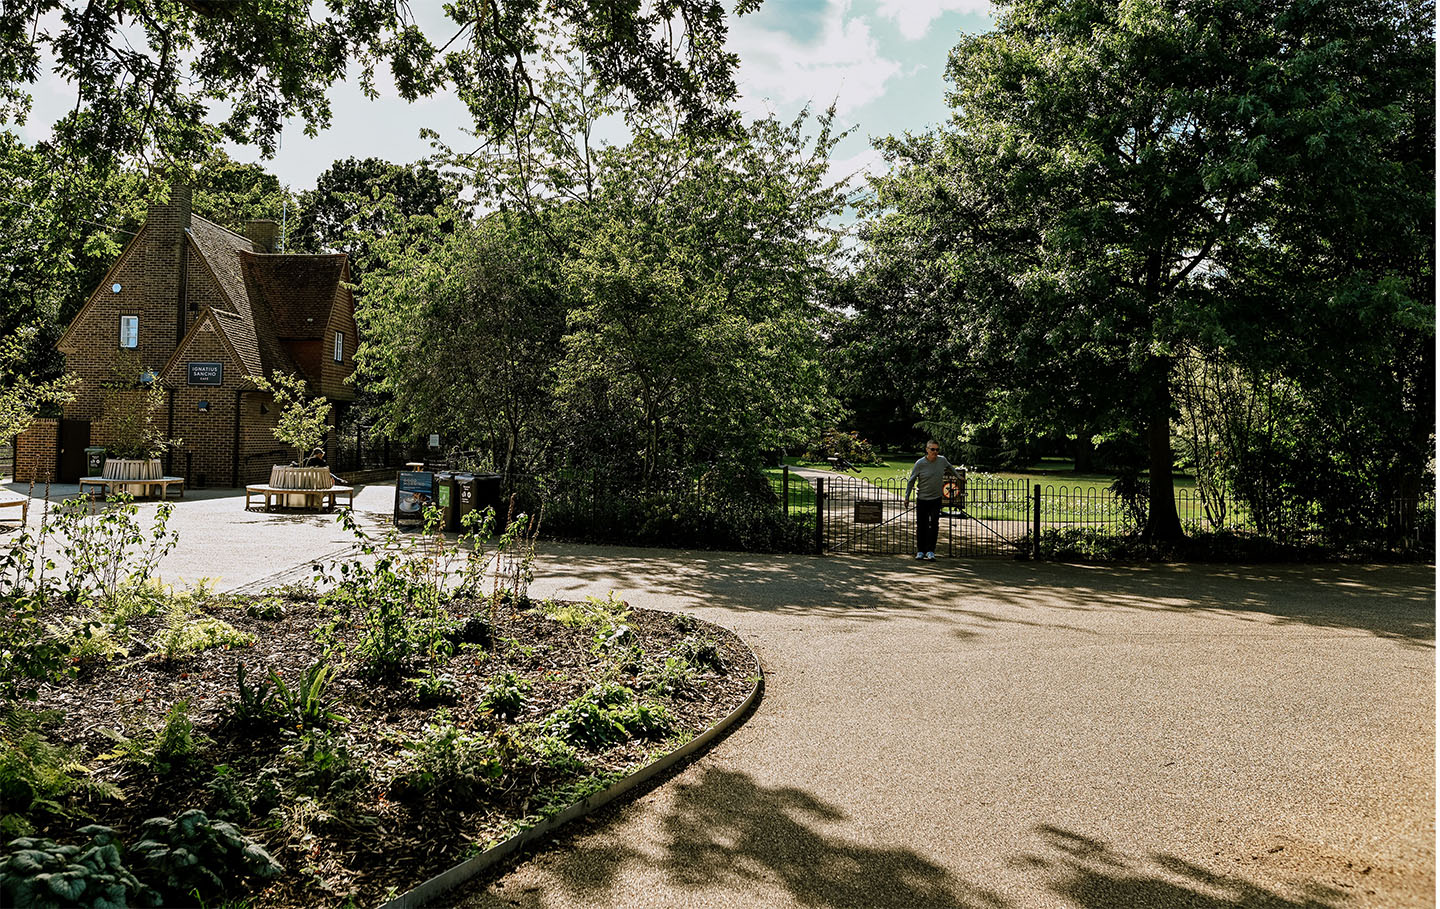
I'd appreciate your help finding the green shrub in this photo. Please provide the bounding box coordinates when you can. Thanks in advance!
[227,661,348,733]
[407,670,459,706]
[149,613,254,662]
[392,712,505,801]
[130,808,282,905]
[48,493,179,612]
[479,672,532,720]
[0,826,155,909]
[103,700,207,776]
[540,682,671,750]
[0,711,122,835]
[803,430,882,465]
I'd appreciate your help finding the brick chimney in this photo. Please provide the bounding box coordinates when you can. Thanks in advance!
[144,183,193,350]
[245,219,279,253]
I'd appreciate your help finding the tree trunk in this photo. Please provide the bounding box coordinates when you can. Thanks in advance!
[1143,370,1185,542]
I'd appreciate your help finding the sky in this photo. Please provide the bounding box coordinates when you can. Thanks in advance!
[15,0,996,197]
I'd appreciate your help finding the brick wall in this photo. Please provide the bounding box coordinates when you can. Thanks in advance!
[168,324,243,487]
[15,418,58,483]
[321,283,358,401]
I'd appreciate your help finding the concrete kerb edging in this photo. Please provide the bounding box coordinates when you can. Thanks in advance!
[376,635,765,909]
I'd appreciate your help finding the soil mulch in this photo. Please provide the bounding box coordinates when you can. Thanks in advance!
[17,584,754,908]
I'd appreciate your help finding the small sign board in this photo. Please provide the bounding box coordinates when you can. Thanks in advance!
[395,471,434,526]
[187,361,224,386]
[854,499,884,524]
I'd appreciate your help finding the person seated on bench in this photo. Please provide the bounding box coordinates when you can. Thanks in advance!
[303,446,341,486]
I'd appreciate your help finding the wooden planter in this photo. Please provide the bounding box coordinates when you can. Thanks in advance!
[270,465,332,507]
[102,458,162,496]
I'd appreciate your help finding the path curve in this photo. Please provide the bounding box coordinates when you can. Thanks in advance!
[452,546,1434,909]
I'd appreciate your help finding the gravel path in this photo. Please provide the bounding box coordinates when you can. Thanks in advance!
[451,547,1434,909]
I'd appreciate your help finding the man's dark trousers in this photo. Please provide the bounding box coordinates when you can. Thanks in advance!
[916,497,942,553]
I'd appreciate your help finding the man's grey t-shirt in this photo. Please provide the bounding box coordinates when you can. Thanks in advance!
[907,455,956,500]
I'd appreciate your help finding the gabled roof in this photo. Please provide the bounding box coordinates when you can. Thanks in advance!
[187,216,256,315]
[238,251,348,339]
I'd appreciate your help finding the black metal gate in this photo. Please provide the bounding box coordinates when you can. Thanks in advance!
[815,472,1028,558]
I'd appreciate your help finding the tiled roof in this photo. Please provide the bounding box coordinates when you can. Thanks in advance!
[187,216,255,315]
[238,252,347,339]
[184,215,346,383]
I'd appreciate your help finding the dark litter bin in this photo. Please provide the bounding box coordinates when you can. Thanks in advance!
[472,472,504,530]
[453,474,477,531]
[434,471,459,532]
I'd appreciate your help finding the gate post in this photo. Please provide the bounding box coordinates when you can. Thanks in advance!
[814,477,825,554]
[1032,484,1041,560]
[782,464,790,513]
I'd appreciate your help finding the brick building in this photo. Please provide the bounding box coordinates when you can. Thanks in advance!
[16,184,358,486]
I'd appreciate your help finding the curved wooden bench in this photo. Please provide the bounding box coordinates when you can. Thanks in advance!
[77,476,186,499]
[245,484,354,512]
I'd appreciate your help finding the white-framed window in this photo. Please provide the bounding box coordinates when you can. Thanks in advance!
[333,330,345,362]
[119,315,138,348]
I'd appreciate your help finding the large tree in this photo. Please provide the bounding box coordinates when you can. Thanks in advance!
[0,0,761,170]
[856,0,1434,540]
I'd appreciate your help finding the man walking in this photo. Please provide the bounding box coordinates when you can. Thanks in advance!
[905,440,959,560]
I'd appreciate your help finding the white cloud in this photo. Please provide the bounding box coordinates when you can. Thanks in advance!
[729,0,901,119]
[874,0,992,41]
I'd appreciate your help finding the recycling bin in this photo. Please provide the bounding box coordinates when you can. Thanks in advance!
[434,471,459,532]
[84,447,106,477]
[453,473,478,531]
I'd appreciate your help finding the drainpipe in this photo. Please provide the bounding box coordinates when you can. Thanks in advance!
[166,388,175,476]
[232,389,244,488]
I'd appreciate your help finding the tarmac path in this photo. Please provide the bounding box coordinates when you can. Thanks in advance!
[3,483,1433,907]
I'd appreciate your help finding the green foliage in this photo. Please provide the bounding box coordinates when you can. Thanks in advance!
[853,0,1433,543]
[0,710,122,835]
[540,682,672,750]
[97,373,178,461]
[227,662,348,733]
[148,613,254,662]
[244,597,286,621]
[0,329,75,442]
[479,672,532,721]
[537,592,631,632]
[103,700,207,777]
[203,765,282,826]
[407,670,460,707]
[251,371,332,463]
[803,431,882,466]
[131,809,282,905]
[0,826,154,909]
[47,492,179,612]
[392,711,506,801]
[315,511,462,681]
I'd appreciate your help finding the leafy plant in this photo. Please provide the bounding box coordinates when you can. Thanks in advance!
[391,711,506,801]
[98,367,178,461]
[130,808,282,904]
[539,682,669,750]
[251,371,332,463]
[407,670,459,706]
[479,671,531,720]
[47,493,179,612]
[102,700,208,776]
[0,710,122,836]
[228,662,348,732]
[0,825,155,909]
[148,612,254,662]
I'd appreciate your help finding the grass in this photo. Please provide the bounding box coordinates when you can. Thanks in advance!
[769,454,1212,524]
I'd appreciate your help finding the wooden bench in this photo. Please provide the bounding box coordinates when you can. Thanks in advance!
[245,484,354,512]
[0,492,28,526]
[77,476,186,499]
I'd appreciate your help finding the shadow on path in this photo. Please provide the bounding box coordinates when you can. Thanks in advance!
[460,769,1359,909]
[532,545,1434,648]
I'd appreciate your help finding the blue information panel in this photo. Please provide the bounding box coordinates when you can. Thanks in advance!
[394,471,434,526]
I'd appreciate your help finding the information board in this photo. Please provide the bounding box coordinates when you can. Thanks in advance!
[394,471,434,525]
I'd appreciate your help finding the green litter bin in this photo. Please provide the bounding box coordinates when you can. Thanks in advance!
[84,447,106,476]
[434,471,459,532]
